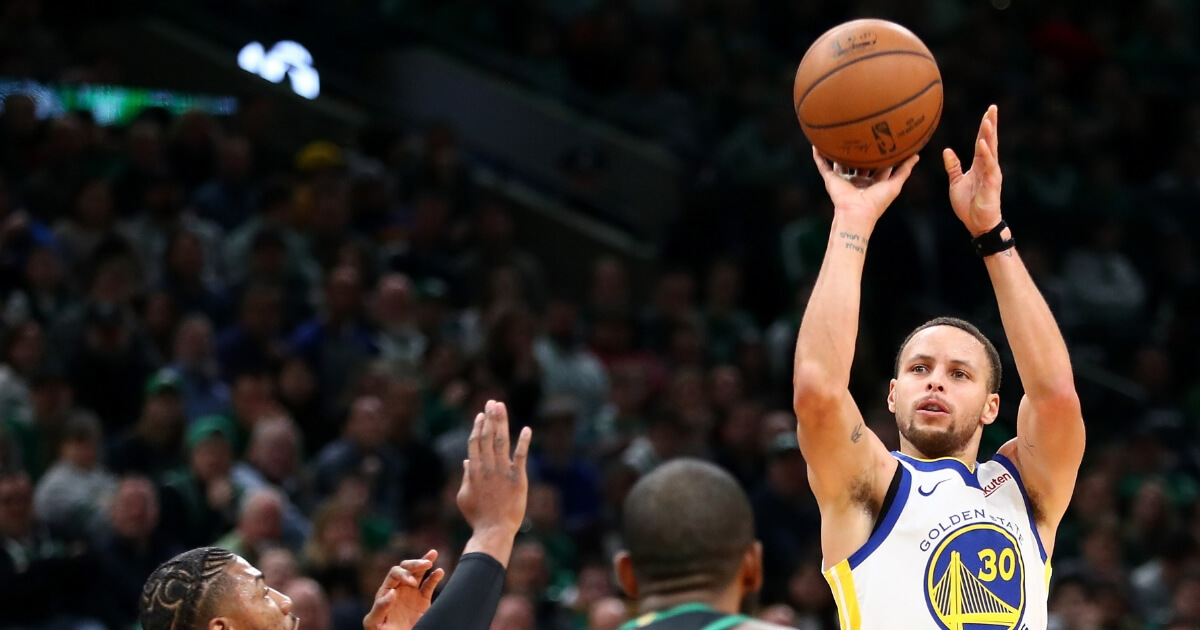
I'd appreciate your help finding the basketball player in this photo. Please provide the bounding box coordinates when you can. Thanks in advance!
[614,458,791,630]
[139,400,530,630]
[792,105,1085,629]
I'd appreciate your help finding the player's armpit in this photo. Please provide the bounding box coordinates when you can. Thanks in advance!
[1002,394,1084,530]
[793,387,894,508]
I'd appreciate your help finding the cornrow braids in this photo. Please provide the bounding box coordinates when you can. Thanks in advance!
[139,547,237,630]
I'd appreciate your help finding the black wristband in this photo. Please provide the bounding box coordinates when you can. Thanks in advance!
[971,220,1015,258]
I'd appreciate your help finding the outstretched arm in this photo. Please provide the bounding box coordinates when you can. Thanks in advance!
[793,149,917,507]
[365,401,532,630]
[943,106,1084,533]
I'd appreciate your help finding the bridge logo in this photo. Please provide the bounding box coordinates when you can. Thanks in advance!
[924,523,1025,630]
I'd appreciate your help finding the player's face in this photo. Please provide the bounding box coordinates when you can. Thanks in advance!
[888,326,999,460]
[218,556,298,630]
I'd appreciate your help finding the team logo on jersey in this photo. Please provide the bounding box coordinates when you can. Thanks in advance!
[924,523,1025,630]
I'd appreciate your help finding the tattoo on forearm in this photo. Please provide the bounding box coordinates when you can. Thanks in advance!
[839,231,867,254]
[851,423,863,443]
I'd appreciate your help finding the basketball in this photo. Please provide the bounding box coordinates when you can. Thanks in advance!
[793,19,943,171]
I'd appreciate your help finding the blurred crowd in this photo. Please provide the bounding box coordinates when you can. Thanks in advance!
[2,0,1200,630]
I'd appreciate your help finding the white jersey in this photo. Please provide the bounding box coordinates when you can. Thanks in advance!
[822,452,1050,630]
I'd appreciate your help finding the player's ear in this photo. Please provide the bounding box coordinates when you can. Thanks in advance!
[980,392,1000,426]
[740,541,764,595]
[887,379,898,413]
[614,550,638,599]
[209,616,231,630]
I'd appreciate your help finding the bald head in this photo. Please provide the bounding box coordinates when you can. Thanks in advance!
[621,459,755,594]
[589,598,627,630]
[284,577,330,630]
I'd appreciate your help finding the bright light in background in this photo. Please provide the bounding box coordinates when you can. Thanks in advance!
[238,40,320,99]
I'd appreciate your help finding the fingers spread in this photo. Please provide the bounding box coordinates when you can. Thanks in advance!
[811,147,835,178]
[975,108,991,145]
[364,588,395,627]
[421,568,446,598]
[943,148,963,182]
[512,426,532,481]
[491,401,510,465]
[479,403,496,470]
[398,558,432,577]
[988,105,999,156]
[467,413,484,467]
[890,154,919,183]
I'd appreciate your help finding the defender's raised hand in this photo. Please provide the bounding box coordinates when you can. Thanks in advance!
[812,147,919,225]
[363,550,445,630]
[457,400,532,565]
[944,105,1004,236]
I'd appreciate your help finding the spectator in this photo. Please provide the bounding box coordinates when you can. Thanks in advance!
[32,413,117,538]
[534,299,610,438]
[528,396,602,536]
[215,486,286,565]
[382,376,445,519]
[217,282,287,381]
[0,470,102,629]
[289,265,378,420]
[191,135,257,232]
[2,243,74,327]
[312,396,404,523]
[92,476,184,630]
[169,315,232,421]
[0,319,45,427]
[285,576,334,630]
[106,368,186,476]
[372,273,427,379]
[157,414,243,548]
[59,297,158,434]
[751,432,819,604]
[231,416,311,549]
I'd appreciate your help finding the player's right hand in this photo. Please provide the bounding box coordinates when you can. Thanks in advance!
[363,549,445,630]
[457,400,532,539]
[812,147,919,225]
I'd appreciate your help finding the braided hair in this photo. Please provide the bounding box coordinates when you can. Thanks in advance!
[139,547,237,630]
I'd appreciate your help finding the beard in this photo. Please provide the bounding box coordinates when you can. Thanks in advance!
[897,410,981,460]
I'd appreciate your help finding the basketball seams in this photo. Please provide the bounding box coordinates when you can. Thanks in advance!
[794,49,938,122]
[801,80,942,130]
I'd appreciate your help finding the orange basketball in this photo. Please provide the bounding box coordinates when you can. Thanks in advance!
[793,19,943,170]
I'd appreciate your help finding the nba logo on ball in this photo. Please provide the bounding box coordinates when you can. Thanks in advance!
[923,523,1026,630]
[871,122,896,155]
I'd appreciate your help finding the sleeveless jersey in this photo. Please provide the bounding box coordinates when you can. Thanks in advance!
[619,603,750,630]
[822,452,1050,630]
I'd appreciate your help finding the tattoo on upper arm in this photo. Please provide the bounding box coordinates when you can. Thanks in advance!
[851,423,863,443]
[839,231,867,254]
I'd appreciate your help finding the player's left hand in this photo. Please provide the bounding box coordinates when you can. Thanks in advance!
[362,549,445,630]
[944,105,1003,236]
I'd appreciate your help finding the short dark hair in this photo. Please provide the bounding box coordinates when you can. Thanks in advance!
[621,459,755,595]
[894,317,1002,394]
[139,547,237,630]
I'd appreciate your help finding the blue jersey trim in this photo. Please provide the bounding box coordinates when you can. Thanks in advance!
[991,453,1048,562]
[893,452,982,489]
[847,458,912,570]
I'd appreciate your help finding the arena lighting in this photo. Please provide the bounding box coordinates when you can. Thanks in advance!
[238,40,320,99]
